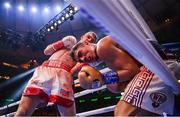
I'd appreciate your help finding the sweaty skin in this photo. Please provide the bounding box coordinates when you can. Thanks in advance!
[97,36,140,82]
[74,36,141,92]
[72,33,169,116]
[72,35,144,115]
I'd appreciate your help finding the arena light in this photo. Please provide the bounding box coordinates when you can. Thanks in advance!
[31,6,37,13]
[61,16,65,21]
[50,26,54,30]
[5,99,14,102]
[37,4,79,35]
[18,5,24,12]
[115,96,122,99]
[57,19,62,24]
[47,28,51,32]
[0,75,10,80]
[4,2,11,9]
[2,62,19,69]
[79,99,86,103]
[54,22,58,27]
[0,68,35,89]
[44,7,49,13]
[69,9,73,14]
[55,6,61,12]
[90,98,98,102]
[103,96,111,100]
[65,13,69,18]
[74,6,78,12]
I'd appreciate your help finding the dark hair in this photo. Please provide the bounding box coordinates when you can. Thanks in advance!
[149,41,168,60]
[90,31,98,43]
[81,31,98,43]
[70,42,85,61]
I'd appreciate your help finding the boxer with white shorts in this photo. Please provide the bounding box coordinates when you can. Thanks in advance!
[15,36,77,116]
[70,31,179,116]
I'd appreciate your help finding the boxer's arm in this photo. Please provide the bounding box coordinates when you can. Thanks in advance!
[97,36,138,82]
[44,36,77,55]
[44,40,63,55]
[70,63,88,75]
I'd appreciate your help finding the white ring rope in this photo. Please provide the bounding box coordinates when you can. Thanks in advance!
[76,105,115,117]
[70,0,180,94]
[0,86,111,116]
[3,105,116,117]
[0,67,112,116]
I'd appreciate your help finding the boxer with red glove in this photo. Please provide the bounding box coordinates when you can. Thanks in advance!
[44,35,77,55]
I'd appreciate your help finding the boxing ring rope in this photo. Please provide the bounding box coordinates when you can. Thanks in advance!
[76,105,115,117]
[4,105,116,117]
[1,1,180,115]
[0,67,114,116]
[0,86,112,116]
[70,0,180,94]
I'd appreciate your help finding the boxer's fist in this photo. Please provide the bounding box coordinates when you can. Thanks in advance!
[78,66,103,89]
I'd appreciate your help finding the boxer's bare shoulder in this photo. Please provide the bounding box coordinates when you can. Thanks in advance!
[97,36,139,72]
[97,36,125,70]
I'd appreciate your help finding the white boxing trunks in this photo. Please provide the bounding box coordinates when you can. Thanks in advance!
[121,66,174,115]
[165,59,180,80]
[23,60,74,107]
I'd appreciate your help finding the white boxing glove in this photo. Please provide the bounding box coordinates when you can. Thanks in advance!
[62,35,77,49]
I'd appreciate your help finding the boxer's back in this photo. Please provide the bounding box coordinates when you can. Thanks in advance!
[48,48,76,69]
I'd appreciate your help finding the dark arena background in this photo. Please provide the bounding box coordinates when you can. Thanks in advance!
[0,0,180,116]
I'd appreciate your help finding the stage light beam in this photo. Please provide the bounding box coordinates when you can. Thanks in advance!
[31,6,37,13]
[47,28,51,32]
[4,2,11,9]
[70,9,73,14]
[55,6,61,12]
[58,20,61,24]
[74,6,78,12]
[61,16,65,21]
[0,68,36,89]
[54,22,58,27]
[50,26,54,30]
[18,5,24,12]
[44,7,49,13]
[65,13,69,18]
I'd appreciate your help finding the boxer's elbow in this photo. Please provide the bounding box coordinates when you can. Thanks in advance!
[118,67,139,81]
[44,45,54,55]
[128,66,140,78]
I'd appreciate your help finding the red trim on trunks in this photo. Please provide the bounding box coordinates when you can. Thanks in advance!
[23,87,49,103]
[42,60,72,72]
[50,95,74,107]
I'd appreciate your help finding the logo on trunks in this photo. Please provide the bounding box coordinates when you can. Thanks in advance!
[150,92,167,108]
[60,89,70,97]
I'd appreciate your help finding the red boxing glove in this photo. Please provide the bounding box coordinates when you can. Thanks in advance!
[44,36,77,55]
[53,35,77,50]
[52,41,64,51]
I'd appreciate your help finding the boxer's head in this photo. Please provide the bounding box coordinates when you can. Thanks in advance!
[80,31,97,43]
[70,42,98,63]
